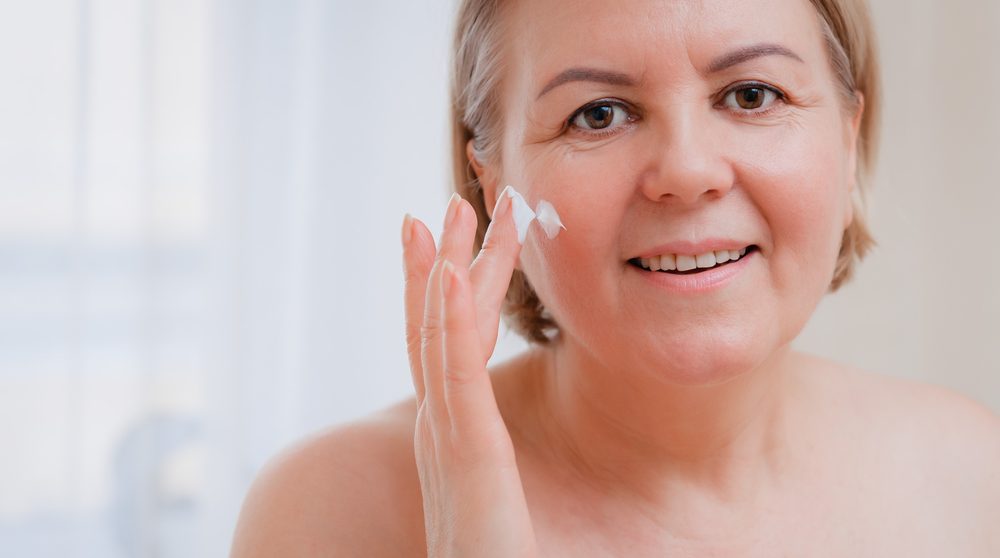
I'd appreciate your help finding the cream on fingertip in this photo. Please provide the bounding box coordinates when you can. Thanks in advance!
[503,185,536,244]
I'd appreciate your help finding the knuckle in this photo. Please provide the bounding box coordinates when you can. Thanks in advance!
[442,364,472,387]
[420,322,441,341]
[404,261,434,289]
[406,333,423,358]
[403,268,423,286]
[479,236,500,258]
[414,413,436,447]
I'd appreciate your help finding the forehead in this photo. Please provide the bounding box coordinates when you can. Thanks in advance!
[506,0,825,88]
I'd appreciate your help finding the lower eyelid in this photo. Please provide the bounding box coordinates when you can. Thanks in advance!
[565,122,638,143]
[718,87,786,114]
[567,103,637,134]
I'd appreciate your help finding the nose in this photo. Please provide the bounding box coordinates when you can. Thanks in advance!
[638,107,734,205]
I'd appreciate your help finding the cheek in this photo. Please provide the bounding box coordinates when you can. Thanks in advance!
[738,120,850,303]
[509,146,636,324]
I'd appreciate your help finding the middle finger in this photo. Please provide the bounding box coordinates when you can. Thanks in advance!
[421,194,478,415]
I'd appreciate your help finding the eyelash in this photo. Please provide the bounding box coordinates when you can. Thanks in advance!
[564,81,789,138]
[718,81,788,118]
[565,99,637,139]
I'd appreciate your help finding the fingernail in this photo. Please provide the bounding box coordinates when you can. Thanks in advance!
[444,193,461,228]
[492,188,512,221]
[401,213,413,246]
[441,260,455,296]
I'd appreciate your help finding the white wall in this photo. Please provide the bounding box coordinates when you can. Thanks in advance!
[794,1,1000,410]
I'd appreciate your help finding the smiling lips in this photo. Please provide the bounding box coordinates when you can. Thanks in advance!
[630,246,757,274]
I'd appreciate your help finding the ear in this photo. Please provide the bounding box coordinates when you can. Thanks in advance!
[466,139,501,219]
[845,91,865,194]
[843,91,865,229]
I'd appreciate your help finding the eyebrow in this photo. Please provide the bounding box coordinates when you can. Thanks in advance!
[705,43,804,73]
[536,68,636,99]
[535,43,803,100]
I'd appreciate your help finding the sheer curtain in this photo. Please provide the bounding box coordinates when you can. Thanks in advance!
[0,0,474,556]
[0,0,997,556]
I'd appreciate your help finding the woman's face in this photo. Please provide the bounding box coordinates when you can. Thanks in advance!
[492,0,861,384]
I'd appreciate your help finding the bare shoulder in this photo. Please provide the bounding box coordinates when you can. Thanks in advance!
[839,358,999,463]
[873,368,1000,504]
[229,397,424,558]
[799,351,999,446]
[798,352,1000,547]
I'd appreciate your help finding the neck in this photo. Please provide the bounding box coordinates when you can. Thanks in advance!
[526,336,803,512]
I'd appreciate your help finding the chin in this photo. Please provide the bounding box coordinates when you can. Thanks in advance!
[633,327,777,387]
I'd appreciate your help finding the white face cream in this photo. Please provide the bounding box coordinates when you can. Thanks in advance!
[534,199,566,240]
[501,184,565,243]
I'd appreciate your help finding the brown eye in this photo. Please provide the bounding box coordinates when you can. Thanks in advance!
[736,87,765,109]
[570,101,631,132]
[722,83,782,112]
[583,105,614,128]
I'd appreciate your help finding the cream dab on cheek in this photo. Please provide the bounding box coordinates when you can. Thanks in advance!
[501,184,566,243]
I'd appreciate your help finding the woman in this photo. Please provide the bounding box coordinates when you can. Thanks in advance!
[231,0,1000,555]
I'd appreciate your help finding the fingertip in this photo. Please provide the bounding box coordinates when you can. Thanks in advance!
[444,192,461,229]
[490,187,513,222]
[401,213,413,246]
[410,216,431,239]
[441,259,473,319]
[456,197,479,231]
[479,196,523,256]
[441,260,456,298]
[437,199,478,269]
[408,218,437,264]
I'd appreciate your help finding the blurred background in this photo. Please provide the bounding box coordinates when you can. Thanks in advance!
[0,0,997,556]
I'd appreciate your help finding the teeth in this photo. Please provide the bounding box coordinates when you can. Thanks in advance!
[636,246,752,272]
[675,254,697,272]
[660,253,677,271]
[695,252,716,269]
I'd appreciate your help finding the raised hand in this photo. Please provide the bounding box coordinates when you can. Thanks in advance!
[401,190,540,558]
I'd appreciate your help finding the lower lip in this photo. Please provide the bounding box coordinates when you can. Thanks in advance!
[628,251,754,294]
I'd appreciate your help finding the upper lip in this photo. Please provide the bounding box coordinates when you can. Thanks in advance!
[632,239,755,259]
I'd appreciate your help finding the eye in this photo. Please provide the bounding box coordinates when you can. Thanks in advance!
[721,83,784,113]
[568,101,633,133]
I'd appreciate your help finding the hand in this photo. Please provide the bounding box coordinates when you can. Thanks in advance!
[401,191,540,558]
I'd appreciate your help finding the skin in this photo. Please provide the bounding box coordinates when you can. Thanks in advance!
[230,0,1000,556]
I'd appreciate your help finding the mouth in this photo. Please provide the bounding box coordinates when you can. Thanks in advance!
[627,245,760,275]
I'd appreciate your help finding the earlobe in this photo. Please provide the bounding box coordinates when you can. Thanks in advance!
[466,139,500,219]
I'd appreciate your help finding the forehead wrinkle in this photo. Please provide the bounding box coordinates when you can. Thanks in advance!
[510,0,829,121]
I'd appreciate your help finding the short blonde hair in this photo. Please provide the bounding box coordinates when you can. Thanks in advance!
[451,0,881,344]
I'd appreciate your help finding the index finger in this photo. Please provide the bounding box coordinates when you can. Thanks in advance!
[469,187,524,349]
